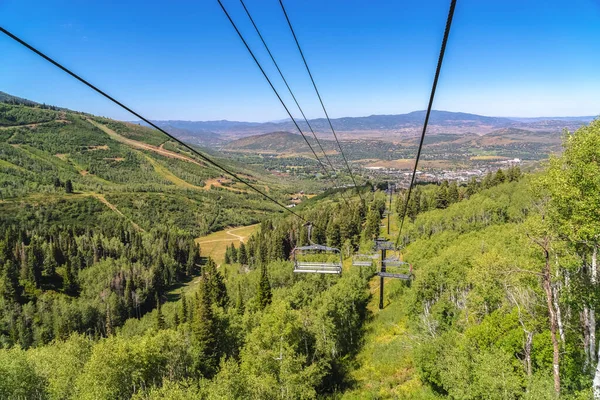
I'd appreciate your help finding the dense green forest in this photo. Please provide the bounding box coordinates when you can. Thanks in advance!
[2,96,600,399]
[0,184,378,399]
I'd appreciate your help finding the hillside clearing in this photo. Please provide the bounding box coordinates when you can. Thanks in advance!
[144,155,204,190]
[196,224,258,264]
[87,119,206,167]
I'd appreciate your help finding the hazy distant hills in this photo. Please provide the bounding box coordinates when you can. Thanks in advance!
[222,126,565,157]
[147,110,597,144]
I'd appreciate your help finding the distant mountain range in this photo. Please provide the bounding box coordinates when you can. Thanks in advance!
[146,110,597,144]
[1,91,595,144]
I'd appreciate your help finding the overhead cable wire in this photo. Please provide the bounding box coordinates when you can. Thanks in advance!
[237,0,350,207]
[278,0,363,200]
[395,0,457,246]
[216,0,334,183]
[0,26,307,222]
[239,0,336,173]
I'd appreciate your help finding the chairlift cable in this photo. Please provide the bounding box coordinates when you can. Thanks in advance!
[216,0,333,183]
[0,26,308,222]
[239,0,336,174]
[278,0,363,201]
[395,0,457,245]
[238,0,351,207]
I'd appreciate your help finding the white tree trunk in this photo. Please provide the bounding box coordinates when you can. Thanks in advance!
[584,307,591,370]
[591,246,597,364]
[552,283,565,344]
[525,330,533,376]
[594,345,600,399]
[592,246,600,399]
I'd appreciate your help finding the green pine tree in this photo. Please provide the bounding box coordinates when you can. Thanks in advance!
[448,181,460,204]
[65,179,73,194]
[155,293,165,330]
[364,207,380,240]
[466,177,479,197]
[229,243,238,262]
[256,263,272,310]
[193,280,217,377]
[482,172,494,189]
[235,281,244,314]
[494,168,506,185]
[64,260,79,296]
[0,260,21,302]
[124,277,133,317]
[435,181,450,209]
[180,290,188,323]
[203,258,228,308]
[238,242,248,265]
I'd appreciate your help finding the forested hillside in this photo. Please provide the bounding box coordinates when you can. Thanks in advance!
[1,93,600,400]
[0,183,380,399]
[0,101,305,233]
[345,120,600,399]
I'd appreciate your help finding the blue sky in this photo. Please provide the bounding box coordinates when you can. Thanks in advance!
[1,0,599,121]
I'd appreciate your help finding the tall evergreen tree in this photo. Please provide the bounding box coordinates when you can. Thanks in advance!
[229,243,238,262]
[448,181,460,204]
[435,181,450,209]
[494,168,506,185]
[180,290,188,323]
[186,241,200,277]
[466,177,479,198]
[256,263,272,310]
[326,218,341,249]
[238,242,248,265]
[155,293,165,330]
[124,277,133,317]
[482,171,494,189]
[0,260,21,302]
[63,260,79,296]
[235,281,244,314]
[43,243,57,277]
[507,165,522,182]
[203,258,228,308]
[26,240,43,287]
[65,179,73,194]
[193,280,217,377]
[364,207,380,240]
[407,190,420,221]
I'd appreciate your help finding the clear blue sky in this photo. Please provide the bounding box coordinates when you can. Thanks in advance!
[1,0,599,121]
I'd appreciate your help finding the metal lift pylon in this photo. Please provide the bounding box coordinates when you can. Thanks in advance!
[374,238,412,310]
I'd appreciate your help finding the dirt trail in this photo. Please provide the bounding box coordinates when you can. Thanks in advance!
[87,119,205,167]
[88,193,145,232]
[197,226,253,244]
[203,178,249,194]
[0,123,40,130]
[0,119,71,130]
[143,155,204,190]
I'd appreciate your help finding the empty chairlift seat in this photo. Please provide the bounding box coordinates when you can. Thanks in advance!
[292,223,343,275]
[379,256,413,280]
[352,254,377,267]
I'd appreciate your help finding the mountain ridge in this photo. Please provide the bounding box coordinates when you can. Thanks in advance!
[145,110,597,141]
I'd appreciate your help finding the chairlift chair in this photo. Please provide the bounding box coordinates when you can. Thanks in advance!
[374,238,395,251]
[292,223,342,274]
[380,257,413,280]
[352,253,377,267]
